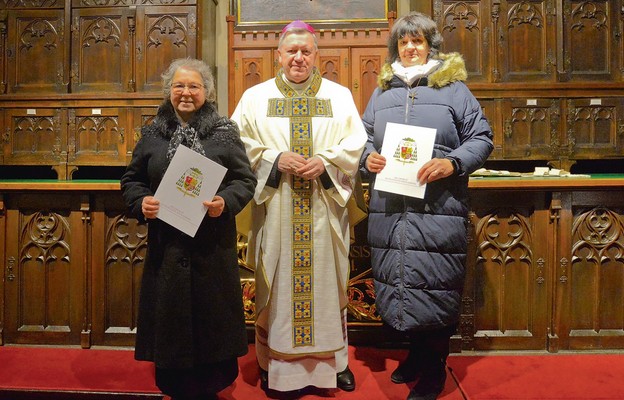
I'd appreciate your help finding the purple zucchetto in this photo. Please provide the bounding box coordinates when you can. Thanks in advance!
[281,20,316,35]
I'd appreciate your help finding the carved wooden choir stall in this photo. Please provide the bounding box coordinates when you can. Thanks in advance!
[0,1,622,354]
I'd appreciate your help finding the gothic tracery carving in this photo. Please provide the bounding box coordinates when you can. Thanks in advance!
[82,17,121,49]
[20,19,58,52]
[571,207,624,265]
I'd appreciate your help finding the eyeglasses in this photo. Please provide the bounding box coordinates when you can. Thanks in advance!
[171,83,204,95]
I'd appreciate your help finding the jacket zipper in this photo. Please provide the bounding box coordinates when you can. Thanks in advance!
[398,204,407,329]
[404,87,411,123]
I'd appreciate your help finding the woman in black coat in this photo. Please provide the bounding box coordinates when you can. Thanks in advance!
[121,58,256,400]
[360,13,493,400]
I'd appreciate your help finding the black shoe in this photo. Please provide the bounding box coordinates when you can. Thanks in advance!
[259,367,268,391]
[391,353,423,384]
[336,366,355,392]
[406,360,446,400]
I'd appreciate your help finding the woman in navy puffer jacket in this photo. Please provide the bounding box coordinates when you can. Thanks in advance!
[360,12,493,400]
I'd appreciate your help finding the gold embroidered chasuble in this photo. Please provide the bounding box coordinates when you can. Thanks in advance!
[267,70,333,347]
[231,68,366,390]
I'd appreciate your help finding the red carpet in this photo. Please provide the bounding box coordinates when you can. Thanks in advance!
[0,345,623,399]
[0,346,159,394]
[447,353,624,399]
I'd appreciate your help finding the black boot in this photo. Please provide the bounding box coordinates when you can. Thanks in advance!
[406,326,453,400]
[391,346,423,384]
[406,356,446,400]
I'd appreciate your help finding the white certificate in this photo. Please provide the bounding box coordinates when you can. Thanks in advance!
[374,122,436,199]
[154,144,227,237]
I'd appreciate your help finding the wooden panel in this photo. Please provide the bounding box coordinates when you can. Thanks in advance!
[0,194,5,345]
[0,179,623,350]
[501,98,561,160]
[316,47,349,86]
[562,0,620,81]
[463,190,551,350]
[232,49,273,112]
[565,97,624,159]
[0,13,7,95]
[67,107,129,167]
[4,0,64,6]
[70,8,130,93]
[2,108,66,167]
[135,6,197,93]
[130,106,158,157]
[438,0,491,82]
[6,9,67,93]
[0,109,4,164]
[560,190,624,350]
[91,194,145,346]
[350,47,387,115]
[497,0,556,82]
[3,193,86,345]
[477,99,501,159]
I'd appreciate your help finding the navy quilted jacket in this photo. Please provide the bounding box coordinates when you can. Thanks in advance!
[360,53,493,332]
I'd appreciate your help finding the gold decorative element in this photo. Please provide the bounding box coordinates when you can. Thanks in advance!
[241,279,256,321]
[346,270,380,322]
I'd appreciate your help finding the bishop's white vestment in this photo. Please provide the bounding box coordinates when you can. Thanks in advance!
[231,69,366,391]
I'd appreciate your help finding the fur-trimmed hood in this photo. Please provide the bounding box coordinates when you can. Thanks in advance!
[377,52,468,90]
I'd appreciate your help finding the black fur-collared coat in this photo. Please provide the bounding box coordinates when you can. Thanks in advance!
[121,100,256,369]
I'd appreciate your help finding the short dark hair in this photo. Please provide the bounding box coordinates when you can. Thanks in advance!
[387,12,443,64]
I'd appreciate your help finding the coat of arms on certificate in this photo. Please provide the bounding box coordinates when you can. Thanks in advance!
[394,137,417,164]
[177,168,203,197]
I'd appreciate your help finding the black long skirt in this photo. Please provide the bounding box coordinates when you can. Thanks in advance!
[155,357,239,399]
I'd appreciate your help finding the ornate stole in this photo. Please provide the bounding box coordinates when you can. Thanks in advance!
[266,69,333,347]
